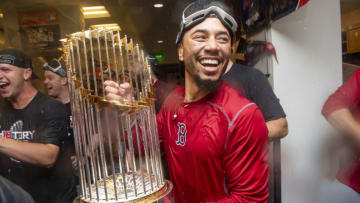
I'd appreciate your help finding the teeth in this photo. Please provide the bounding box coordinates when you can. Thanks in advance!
[201,59,219,65]
[0,82,8,87]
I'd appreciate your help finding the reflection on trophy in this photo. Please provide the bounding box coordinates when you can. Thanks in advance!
[61,28,172,202]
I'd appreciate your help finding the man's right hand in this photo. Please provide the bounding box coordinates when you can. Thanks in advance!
[104,80,132,102]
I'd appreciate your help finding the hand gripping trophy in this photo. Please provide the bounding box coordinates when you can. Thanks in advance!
[61,28,172,203]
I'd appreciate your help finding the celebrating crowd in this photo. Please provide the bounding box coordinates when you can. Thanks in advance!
[0,0,358,202]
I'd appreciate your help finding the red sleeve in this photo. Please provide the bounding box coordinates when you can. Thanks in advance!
[156,107,165,147]
[217,106,270,203]
[322,70,360,117]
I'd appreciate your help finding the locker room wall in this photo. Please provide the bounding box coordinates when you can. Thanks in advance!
[270,0,345,202]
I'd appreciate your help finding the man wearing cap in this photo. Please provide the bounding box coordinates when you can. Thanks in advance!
[0,48,68,202]
[104,0,269,202]
[43,58,77,202]
[43,59,70,104]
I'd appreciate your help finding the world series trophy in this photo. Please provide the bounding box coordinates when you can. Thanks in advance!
[61,28,172,203]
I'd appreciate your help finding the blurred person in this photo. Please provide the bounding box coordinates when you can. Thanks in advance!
[321,69,360,202]
[104,0,269,202]
[43,58,70,104]
[43,58,78,201]
[0,48,68,202]
[0,176,35,203]
[223,61,288,140]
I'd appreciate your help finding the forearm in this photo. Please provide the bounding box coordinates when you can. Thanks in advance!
[266,117,288,141]
[325,108,360,148]
[0,137,59,168]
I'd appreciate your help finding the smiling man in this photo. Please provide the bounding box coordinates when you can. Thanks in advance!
[43,58,77,202]
[0,49,68,202]
[104,0,269,202]
[161,1,269,201]
[43,59,70,104]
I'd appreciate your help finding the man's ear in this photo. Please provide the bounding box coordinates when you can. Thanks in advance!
[177,43,184,62]
[23,68,32,81]
[60,77,68,86]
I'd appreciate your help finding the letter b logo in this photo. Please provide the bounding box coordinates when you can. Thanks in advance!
[176,123,187,146]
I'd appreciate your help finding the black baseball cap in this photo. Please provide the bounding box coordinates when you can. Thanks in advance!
[0,48,33,69]
[176,0,238,44]
[0,48,39,79]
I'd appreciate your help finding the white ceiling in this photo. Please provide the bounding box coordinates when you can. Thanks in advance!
[1,0,360,64]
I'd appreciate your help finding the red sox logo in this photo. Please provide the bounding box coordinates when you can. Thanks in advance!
[176,122,187,146]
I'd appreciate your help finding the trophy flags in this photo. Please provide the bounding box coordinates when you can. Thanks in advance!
[243,40,278,67]
[229,0,311,65]
[227,0,311,38]
[297,0,310,9]
[62,29,172,202]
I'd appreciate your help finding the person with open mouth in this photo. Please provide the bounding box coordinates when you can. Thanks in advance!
[0,48,69,203]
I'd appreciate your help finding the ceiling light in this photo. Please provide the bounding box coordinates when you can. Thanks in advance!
[157,40,164,43]
[83,10,109,15]
[81,6,110,18]
[0,13,3,19]
[154,3,163,8]
[82,6,105,10]
[90,23,121,31]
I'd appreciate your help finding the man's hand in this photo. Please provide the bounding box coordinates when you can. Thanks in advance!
[104,80,132,102]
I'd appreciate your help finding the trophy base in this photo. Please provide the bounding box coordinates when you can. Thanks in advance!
[73,180,173,203]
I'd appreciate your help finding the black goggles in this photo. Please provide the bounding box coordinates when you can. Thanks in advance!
[176,5,238,44]
[43,59,67,78]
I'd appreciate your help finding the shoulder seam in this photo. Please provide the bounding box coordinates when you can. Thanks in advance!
[207,101,256,152]
[230,103,256,126]
[207,101,230,124]
[207,101,256,127]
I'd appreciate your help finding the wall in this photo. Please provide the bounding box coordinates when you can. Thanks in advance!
[342,7,360,30]
[0,5,84,93]
[270,0,345,202]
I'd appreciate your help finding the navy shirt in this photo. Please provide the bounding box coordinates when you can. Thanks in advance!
[223,63,286,121]
[0,92,68,202]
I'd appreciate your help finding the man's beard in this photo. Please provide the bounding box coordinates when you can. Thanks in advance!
[194,74,222,91]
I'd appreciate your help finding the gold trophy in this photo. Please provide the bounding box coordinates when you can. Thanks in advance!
[61,28,172,203]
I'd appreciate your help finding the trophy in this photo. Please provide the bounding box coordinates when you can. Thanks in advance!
[61,28,172,203]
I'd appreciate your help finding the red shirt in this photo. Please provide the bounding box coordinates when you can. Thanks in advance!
[157,82,269,202]
[322,69,360,192]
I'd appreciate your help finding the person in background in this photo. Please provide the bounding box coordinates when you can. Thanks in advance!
[43,59,70,105]
[0,48,68,202]
[0,176,35,203]
[43,58,78,201]
[321,69,360,202]
[104,0,270,202]
[223,60,288,140]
